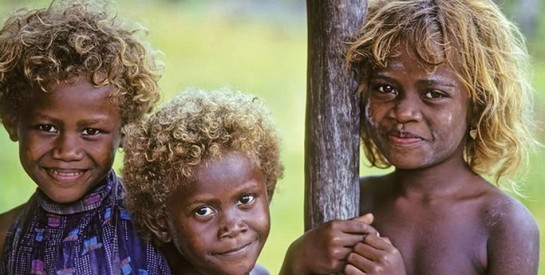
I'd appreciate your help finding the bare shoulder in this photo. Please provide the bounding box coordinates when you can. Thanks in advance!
[0,203,26,259]
[480,187,539,274]
[480,187,537,233]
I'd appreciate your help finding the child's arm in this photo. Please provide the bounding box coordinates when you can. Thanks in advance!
[279,214,377,275]
[486,198,539,274]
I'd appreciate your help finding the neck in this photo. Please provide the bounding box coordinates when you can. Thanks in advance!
[391,157,478,199]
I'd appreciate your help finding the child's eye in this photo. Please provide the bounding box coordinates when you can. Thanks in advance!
[82,128,101,136]
[195,206,215,217]
[369,82,398,100]
[423,90,446,99]
[237,194,256,206]
[378,84,396,94]
[37,124,57,133]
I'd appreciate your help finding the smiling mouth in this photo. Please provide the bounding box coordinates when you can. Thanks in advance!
[388,135,423,144]
[45,168,87,181]
[385,130,425,146]
[213,242,253,257]
[384,128,423,142]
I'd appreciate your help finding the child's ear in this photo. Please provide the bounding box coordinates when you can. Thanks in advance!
[144,217,171,243]
[3,122,18,141]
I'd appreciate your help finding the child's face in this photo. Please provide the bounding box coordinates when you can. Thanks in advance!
[165,151,270,275]
[13,77,122,203]
[365,46,470,169]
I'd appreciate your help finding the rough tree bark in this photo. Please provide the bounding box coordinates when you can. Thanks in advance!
[305,0,367,231]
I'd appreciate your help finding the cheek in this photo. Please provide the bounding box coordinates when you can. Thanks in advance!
[364,101,379,128]
[432,109,468,146]
[169,218,210,257]
[19,136,47,160]
[106,131,123,149]
[443,112,453,126]
[249,201,271,238]
[438,107,467,132]
[93,139,121,163]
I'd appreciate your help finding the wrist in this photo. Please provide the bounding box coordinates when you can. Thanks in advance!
[279,240,308,275]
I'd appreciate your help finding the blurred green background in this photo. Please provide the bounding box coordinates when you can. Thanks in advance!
[0,0,543,274]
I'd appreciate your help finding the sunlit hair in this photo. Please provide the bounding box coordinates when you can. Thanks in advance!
[347,0,537,186]
[122,87,284,241]
[0,0,162,130]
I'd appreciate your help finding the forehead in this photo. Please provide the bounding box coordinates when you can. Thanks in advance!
[169,153,262,198]
[375,42,464,81]
[195,152,257,181]
[382,44,443,72]
[23,77,120,119]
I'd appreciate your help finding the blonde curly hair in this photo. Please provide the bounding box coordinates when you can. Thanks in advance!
[122,87,284,241]
[346,0,537,186]
[0,0,162,130]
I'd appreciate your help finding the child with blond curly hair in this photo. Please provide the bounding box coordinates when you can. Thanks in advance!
[122,88,284,275]
[0,0,170,274]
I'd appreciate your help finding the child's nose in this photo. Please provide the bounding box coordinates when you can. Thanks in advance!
[217,209,248,239]
[52,133,83,161]
[392,94,423,123]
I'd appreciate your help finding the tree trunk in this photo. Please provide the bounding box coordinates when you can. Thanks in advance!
[305,0,367,231]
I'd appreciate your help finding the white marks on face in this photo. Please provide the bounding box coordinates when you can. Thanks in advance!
[365,101,378,128]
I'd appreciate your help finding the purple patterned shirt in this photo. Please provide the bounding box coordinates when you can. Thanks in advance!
[1,171,171,275]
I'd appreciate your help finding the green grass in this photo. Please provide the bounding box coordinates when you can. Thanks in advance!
[0,1,544,274]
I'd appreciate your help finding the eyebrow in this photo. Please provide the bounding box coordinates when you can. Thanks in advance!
[32,111,112,121]
[77,118,112,125]
[371,72,458,88]
[420,79,457,89]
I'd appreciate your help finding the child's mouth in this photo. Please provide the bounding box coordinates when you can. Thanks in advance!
[45,168,86,182]
[213,241,253,257]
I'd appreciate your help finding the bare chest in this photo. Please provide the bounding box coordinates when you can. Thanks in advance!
[370,203,489,275]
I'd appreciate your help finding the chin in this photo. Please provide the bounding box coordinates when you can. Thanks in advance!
[206,261,255,275]
[217,266,253,275]
[41,190,82,204]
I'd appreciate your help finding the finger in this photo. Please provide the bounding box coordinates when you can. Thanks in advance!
[329,233,374,251]
[353,213,374,224]
[346,250,376,273]
[328,246,357,261]
[353,241,384,262]
[364,234,393,250]
[344,263,366,275]
[336,219,379,236]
